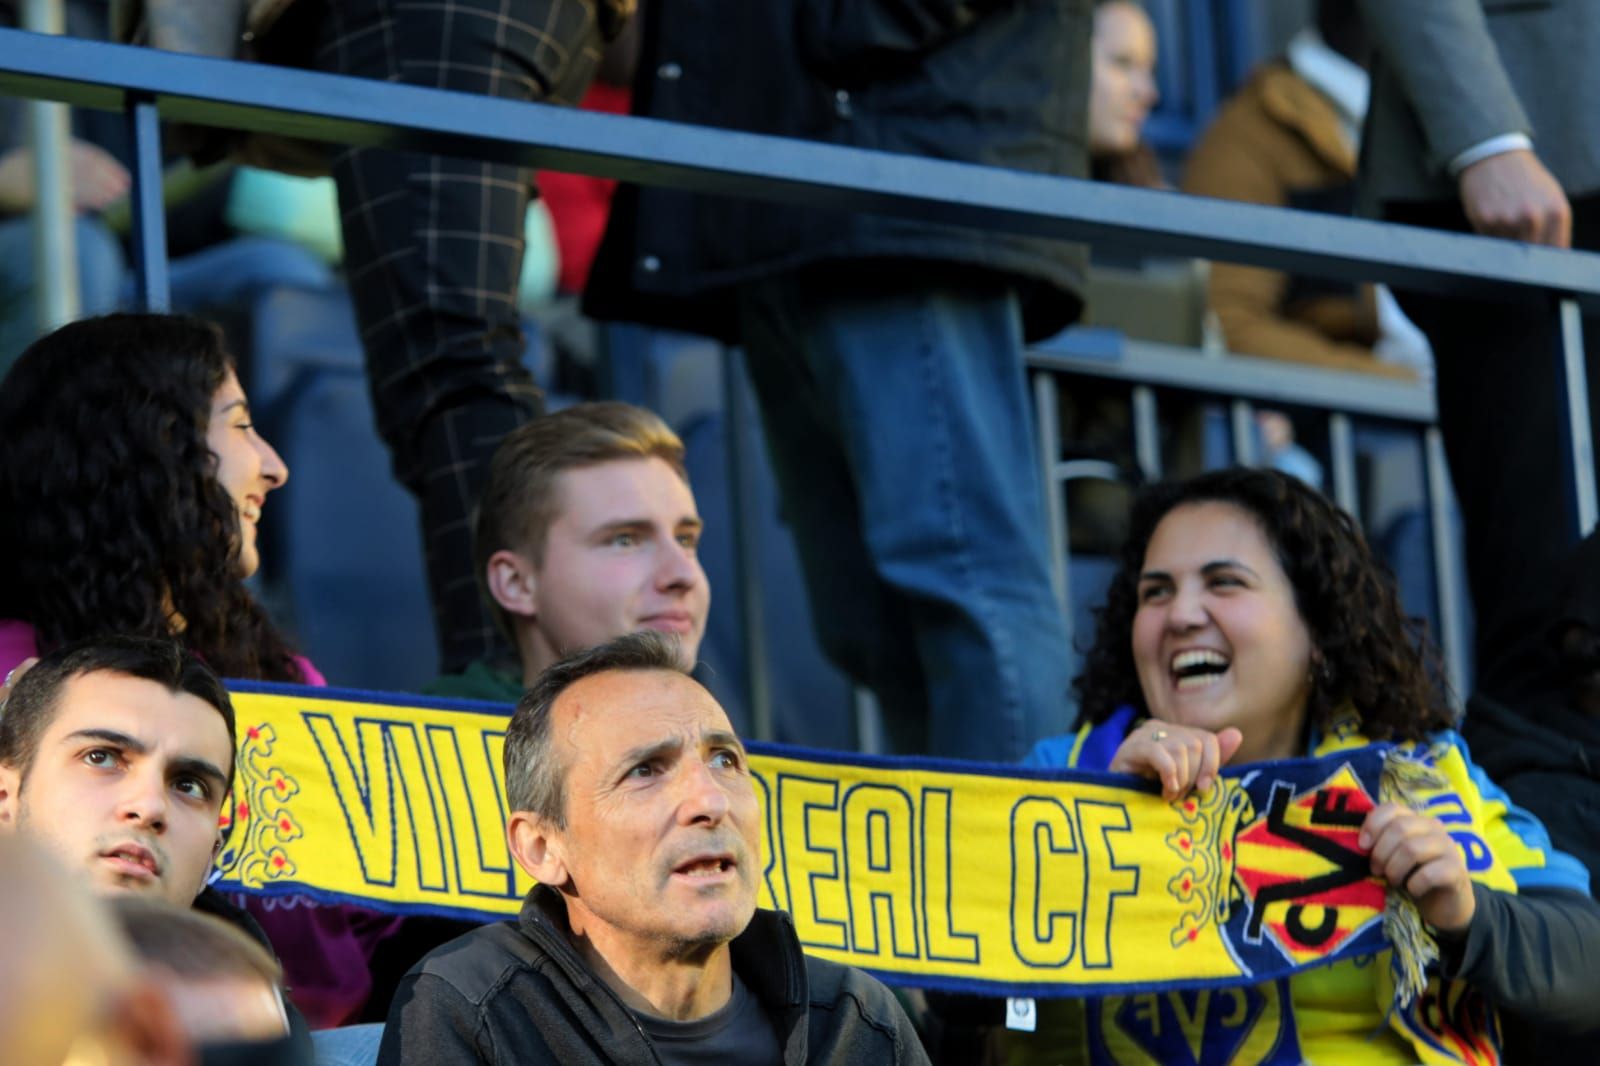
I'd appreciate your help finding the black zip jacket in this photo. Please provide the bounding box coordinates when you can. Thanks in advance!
[375,886,929,1065]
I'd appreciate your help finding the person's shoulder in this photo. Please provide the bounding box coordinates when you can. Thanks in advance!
[420,661,523,705]
[800,955,924,1057]
[406,919,547,1007]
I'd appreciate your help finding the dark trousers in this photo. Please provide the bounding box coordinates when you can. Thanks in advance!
[316,0,604,671]
[1385,194,1600,703]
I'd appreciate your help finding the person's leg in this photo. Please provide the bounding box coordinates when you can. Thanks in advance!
[1386,196,1600,703]
[739,284,931,753]
[746,265,1075,762]
[0,215,127,377]
[166,236,335,312]
[316,0,604,671]
[311,1022,385,1066]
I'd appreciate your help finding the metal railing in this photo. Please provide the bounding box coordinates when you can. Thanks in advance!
[2,27,1598,724]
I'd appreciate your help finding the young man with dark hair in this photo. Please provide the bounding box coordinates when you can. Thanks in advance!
[383,631,927,1065]
[0,635,313,1054]
[0,635,236,905]
[429,401,709,702]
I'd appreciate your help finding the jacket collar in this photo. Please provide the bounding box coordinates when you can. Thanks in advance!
[517,885,812,1064]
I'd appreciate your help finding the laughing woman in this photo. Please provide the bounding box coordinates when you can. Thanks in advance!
[1014,467,1600,1064]
[0,313,393,1031]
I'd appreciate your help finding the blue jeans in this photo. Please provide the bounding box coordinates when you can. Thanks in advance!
[739,265,1075,762]
[164,235,334,311]
[0,214,126,376]
[311,1022,385,1066]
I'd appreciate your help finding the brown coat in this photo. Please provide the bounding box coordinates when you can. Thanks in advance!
[1182,62,1410,378]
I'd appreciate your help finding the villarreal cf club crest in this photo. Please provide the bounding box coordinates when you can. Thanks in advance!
[1227,761,1388,968]
[1086,761,1390,1065]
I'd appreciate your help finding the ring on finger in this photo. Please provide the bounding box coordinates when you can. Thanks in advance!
[1150,727,1168,741]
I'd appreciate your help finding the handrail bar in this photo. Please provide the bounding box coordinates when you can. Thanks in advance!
[0,27,1597,309]
[1030,333,1437,423]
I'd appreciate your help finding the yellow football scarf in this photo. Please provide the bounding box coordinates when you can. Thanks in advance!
[215,683,1491,1014]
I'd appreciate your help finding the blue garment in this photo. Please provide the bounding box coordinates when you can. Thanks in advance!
[311,1022,385,1066]
[163,235,333,311]
[1027,706,1590,894]
[738,266,1075,762]
[1019,706,1594,1064]
[0,215,126,375]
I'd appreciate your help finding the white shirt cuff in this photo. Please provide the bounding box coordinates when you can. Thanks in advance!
[1448,133,1534,176]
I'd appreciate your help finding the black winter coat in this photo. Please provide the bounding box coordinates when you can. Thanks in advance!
[376,886,929,1065]
[585,0,1093,343]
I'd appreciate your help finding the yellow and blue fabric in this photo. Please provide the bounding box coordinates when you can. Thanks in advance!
[212,682,1584,1062]
[1020,706,1590,1065]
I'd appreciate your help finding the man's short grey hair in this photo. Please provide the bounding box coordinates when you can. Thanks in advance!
[503,630,694,827]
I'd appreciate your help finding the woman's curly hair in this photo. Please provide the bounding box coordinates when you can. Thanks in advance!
[0,313,304,681]
[1074,467,1454,743]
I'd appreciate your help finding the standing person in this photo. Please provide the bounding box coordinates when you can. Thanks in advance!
[1183,2,1432,380]
[586,0,1090,762]
[381,632,928,1065]
[1088,0,1163,189]
[0,313,392,1032]
[313,0,635,676]
[1354,0,1600,705]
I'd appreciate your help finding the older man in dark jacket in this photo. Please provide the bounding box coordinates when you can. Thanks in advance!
[587,0,1091,762]
[380,633,926,1065]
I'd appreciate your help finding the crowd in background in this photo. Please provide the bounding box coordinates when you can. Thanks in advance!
[2,0,1600,1063]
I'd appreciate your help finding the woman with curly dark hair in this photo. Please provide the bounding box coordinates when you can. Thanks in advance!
[0,313,308,680]
[0,313,397,1034]
[1011,467,1600,1065]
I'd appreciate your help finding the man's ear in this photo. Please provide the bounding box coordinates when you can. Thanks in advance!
[507,810,568,888]
[487,549,539,620]
[0,762,19,829]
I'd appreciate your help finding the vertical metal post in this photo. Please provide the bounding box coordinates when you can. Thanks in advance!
[853,688,884,756]
[125,95,170,311]
[1424,427,1468,703]
[1328,412,1359,520]
[22,0,78,334]
[1131,385,1162,481]
[1557,298,1596,535]
[1230,399,1259,466]
[721,348,774,741]
[1033,371,1070,622]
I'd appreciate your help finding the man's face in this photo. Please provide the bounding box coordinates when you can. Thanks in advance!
[524,458,709,673]
[535,669,761,956]
[0,671,233,906]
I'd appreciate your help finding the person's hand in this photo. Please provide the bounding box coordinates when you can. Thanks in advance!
[1109,719,1244,802]
[0,141,130,214]
[0,657,38,707]
[1361,802,1476,935]
[67,141,131,212]
[1457,148,1572,248]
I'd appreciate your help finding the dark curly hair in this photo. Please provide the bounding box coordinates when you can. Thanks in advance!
[1075,467,1454,743]
[0,313,305,681]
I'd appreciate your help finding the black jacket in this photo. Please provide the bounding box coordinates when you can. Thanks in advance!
[584,0,1092,343]
[377,886,929,1065]
[1462,691,1600,894]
